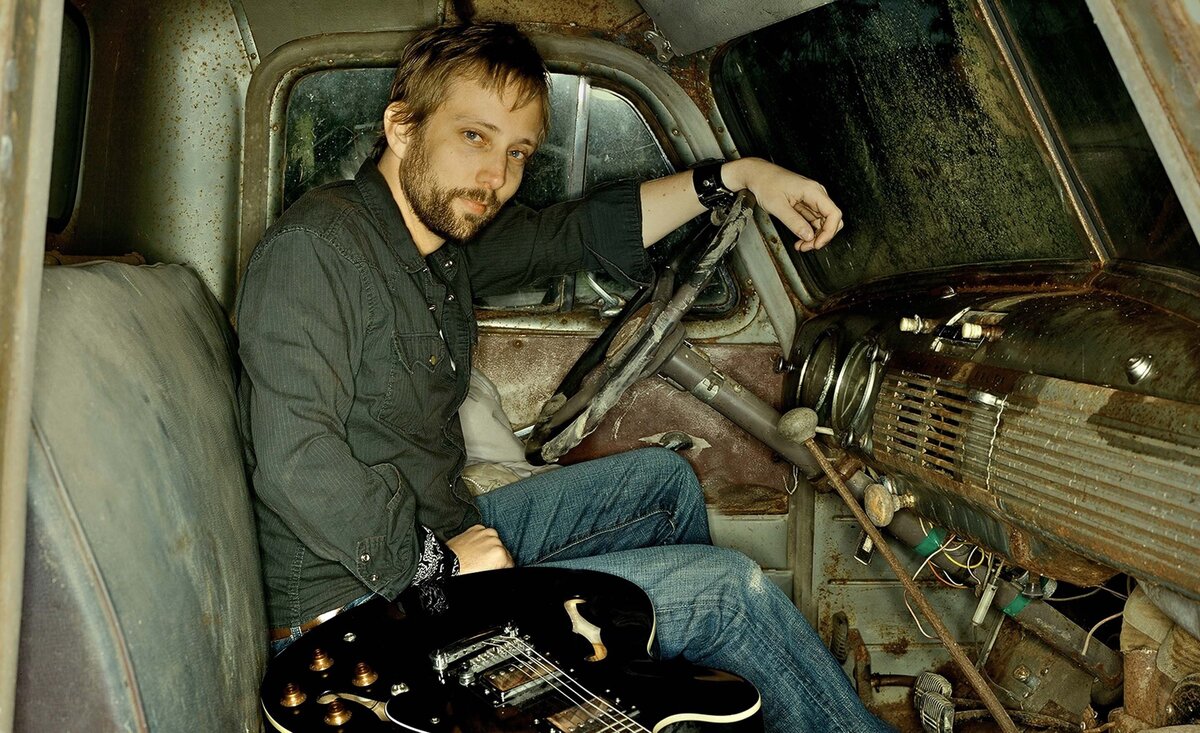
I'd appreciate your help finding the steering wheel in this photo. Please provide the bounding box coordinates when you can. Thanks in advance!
[525,191,757,464]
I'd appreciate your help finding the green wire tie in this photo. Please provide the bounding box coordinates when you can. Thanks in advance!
[1002,594,1031,617]
[913,527,947,557]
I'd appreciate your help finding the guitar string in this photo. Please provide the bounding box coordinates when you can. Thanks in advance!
[507,645,642,733]
[478,638,638,733]
[493,638,649,733]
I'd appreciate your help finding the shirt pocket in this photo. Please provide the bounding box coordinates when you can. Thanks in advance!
[372,331,457,436]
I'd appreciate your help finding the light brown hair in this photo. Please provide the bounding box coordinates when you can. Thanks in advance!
[374,22,550,157]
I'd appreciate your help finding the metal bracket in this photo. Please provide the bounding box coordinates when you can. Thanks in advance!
[644,30,675,63]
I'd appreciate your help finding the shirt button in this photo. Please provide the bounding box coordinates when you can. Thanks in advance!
[369,574,379,583]
[446,293,456,302]
[359,553,371,563]
[428,303,436,311]
[444,259,453,268]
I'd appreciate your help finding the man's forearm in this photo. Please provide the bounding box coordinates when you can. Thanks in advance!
[638,158,843,252]
[638,168,708,247]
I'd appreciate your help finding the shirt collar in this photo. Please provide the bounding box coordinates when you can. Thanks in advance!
[354,157,430,274]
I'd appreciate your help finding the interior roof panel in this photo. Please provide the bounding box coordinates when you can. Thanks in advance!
[235,0,441,61]
[638,0,835,55]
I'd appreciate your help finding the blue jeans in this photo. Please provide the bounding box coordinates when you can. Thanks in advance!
[476,447,893,733]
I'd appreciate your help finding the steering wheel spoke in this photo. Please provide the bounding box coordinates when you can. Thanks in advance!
[526,192,757,464]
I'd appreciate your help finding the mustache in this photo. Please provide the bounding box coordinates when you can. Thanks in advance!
[451,188,498,209]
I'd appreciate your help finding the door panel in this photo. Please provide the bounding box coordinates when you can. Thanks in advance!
[475,333,791,516]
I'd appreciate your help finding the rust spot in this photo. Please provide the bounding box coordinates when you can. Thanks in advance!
[1006,527,1116,588]
[703,479,788,515]
[882,637,911,656]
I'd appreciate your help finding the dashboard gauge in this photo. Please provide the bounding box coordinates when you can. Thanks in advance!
[796,327,841,415]
[830,337,885,435]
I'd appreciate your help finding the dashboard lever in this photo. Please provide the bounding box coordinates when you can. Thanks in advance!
[794,415,1020,733]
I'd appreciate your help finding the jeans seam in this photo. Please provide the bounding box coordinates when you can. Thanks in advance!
[534,508,675,564]
[673,600,867,733]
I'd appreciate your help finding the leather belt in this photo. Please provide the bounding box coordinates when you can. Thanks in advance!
[268,605,347,642]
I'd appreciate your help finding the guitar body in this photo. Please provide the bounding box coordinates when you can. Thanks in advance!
[261,568,762,732]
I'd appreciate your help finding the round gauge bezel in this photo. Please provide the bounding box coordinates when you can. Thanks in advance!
[795,327,842,415]
[830,337,885,436]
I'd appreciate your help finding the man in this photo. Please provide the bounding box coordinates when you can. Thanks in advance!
[238,22,889,732]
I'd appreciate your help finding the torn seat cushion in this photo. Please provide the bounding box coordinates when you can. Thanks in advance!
[16,263,266,732]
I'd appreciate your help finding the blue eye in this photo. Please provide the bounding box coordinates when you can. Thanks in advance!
[508,149,527,161]
[464,130,482,143]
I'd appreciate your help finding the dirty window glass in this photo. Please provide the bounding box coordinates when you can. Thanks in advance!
[714,0,1094,296]
[47,4,88,230]
[283,68,391,212]
[999,0,1200,274]
[284,70,734,316]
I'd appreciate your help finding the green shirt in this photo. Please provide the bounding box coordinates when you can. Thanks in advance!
[237,160,649,627]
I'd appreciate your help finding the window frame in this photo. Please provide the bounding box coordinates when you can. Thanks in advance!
[46,2,90,232]
[240,31,770,341]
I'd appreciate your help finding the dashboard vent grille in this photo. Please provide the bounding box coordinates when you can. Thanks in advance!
[868,367,1200,594]
[871,371,997,482]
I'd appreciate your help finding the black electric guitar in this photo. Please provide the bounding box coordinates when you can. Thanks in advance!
[261,567,762,732]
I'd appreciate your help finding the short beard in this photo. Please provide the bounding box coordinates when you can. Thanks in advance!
[398,127,500,242]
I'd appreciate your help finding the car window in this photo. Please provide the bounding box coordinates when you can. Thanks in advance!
[998,0,1200,274]
[47,4,88,231]
[713,0,1097,297]
[283,70,736,316]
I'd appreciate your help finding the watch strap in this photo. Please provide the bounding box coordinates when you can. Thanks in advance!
[692,162,736,210]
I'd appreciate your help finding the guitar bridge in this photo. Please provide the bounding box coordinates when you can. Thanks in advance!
[430,623,521,680]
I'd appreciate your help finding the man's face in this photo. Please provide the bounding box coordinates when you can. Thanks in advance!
[396,76,543,242]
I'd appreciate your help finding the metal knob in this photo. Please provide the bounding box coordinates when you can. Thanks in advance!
[324,699,352,726]
[351,661,378,687]
[778,408,819,444]
[280,682,307,708]
[960,322,984,340]
[309,648,333,672]
[863,482,915,527]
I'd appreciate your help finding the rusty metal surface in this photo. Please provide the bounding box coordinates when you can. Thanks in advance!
[237,0,437,62]
[475,333,793,513]
[797,280,1200,596]
[870,359,1200,596]
[455,0,644,33]
[1087,0,1200,240]
[812,494,992,721]
[62,0,253,310]
[0,0,62,728]
[1123,648,1163,726]
[983,621,1094,718]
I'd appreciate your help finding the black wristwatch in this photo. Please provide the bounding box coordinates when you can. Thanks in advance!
[692,161,737,210]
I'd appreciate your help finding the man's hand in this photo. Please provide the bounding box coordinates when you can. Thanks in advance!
[723,158,844,252]
[447,524,514,574]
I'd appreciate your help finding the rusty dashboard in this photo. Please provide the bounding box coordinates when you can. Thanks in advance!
[785,275,1200,600]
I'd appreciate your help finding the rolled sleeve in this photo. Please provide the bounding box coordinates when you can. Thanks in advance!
[238,229,423,599]
[465,180,652,296]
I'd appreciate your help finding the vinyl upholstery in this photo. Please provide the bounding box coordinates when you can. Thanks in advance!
[16,263,266,731]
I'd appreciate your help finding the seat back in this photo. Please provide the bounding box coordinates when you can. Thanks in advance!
[16,263,265,731]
